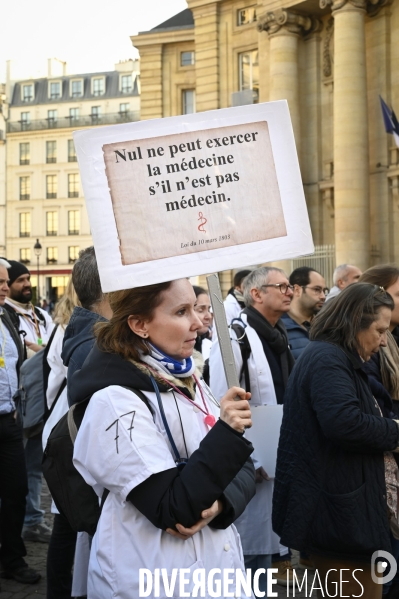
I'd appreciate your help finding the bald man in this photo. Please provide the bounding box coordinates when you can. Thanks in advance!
[325,264,362,302]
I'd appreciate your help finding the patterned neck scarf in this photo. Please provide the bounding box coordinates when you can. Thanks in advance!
[141,343,196,378]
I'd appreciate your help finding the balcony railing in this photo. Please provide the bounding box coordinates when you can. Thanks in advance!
[7,111,140,133]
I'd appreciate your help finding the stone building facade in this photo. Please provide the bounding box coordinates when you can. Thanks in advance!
[132,0,399,288]
[5,59,140,301]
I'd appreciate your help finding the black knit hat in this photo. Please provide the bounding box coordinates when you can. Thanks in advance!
[6,260,30,286]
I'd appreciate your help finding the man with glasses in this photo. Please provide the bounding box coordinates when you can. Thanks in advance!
[282,266,328,360]
[209,267,295,593]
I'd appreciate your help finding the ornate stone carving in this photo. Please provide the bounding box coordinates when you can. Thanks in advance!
[319,0,366,11]
[367,0,392,17]
[257,9,313,36]
[323,18,334,77]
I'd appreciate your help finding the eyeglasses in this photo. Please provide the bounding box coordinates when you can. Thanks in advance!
[302,286,330,295]
[261,283,294,295]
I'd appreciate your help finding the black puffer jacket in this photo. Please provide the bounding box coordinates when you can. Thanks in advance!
[70,345,256,531]
[273,340,399,562]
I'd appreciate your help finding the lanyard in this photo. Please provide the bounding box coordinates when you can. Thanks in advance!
[14,308,43,345]
[0,316,6,367]
[145,365,216,427]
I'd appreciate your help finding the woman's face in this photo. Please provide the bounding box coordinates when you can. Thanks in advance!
[133,279,203,361]
[356,306,391,361]
[386,278,399,328]
[194,293,212,335]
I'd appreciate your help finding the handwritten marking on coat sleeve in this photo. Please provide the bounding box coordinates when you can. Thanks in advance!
[120,410,136,441]
[105,419,120,454]
[105,411,136,453]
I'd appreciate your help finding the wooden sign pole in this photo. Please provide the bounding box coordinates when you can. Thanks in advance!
[206,273,240,390]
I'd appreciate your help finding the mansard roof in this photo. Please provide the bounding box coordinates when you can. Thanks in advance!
[150,8,194,32]
[11,70,139,107]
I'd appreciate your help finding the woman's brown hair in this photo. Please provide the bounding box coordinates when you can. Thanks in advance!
[95,281,172,361]
[359,264,399,290]
[310,283,394,353]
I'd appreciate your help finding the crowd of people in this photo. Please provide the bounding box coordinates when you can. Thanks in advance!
[1,252,399,599]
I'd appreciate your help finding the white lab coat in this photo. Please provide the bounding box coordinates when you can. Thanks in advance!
[224,293,243,325]
[212,293,242,341]
[209,313,285,557]
[5,299,54,345]
[73,384,251,599]
[42,323,90,598]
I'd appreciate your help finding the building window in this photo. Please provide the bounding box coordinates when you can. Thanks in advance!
[68,173,79,198]
[237,7,257,26]
[121,74,132,93]
[92,77,105,96]
[20,248,31,264]
[19,213,31,237]
[68,246,79,263]
[22,84,33,102]
[47,247,58,264]
[119,103,130,120]
[19,176,30,201]
[51,275,69,298]
[91,106,101,122]
[71,79,83,98]
[239,50,259,103]
[181,52,195,66]
[46,140,57,164]
[68,139,77,162]
[68,210,80,235]
[47,110,58,128]
[69,107,79,122]
[182,90,195,115]
[19,143,30,165]
[21,112,31,130]
[46,211,58,236]
[49,81,61,100]
[46,175,57,199]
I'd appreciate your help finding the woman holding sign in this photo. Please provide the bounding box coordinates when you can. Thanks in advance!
[71,278,256,599]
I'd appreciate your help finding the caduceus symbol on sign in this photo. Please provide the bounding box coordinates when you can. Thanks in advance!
[198,212,207,233]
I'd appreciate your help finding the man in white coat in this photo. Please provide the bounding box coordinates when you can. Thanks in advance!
[209,266,295,594]
[4,261,54,544]
[224,269,252,324]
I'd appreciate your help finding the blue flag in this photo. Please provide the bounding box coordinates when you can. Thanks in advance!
[379,96,399,148]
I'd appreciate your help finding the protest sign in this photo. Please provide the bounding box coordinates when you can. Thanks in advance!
[74,101,313,292]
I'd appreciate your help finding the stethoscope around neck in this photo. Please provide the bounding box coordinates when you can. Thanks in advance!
[148,374,220,471]
[149,375,188,470]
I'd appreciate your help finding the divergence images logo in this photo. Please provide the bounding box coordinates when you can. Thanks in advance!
[371,551,397,585]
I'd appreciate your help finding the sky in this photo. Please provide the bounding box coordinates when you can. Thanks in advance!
[0,0,188,83]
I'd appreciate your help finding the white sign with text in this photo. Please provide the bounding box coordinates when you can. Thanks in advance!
[74,101,313,291]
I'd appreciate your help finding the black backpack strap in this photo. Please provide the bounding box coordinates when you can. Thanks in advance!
[121,386,154,416]
[231,320,251,394]
[41,324,60,421]
[3,303,22,334]
[44,378,67,423]
[100,488,110,513]
[43,325,59,382]
[34,306,47,328]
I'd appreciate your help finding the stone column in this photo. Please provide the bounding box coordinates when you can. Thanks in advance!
[189,1,219,113]
[321,0,370,270]
[302,29,323,245]
[136,45,163,121]
[258,10,315,274]
[258,9,314,155]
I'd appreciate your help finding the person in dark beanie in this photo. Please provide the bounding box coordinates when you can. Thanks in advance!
[0,258,40,584]
[3,260,54,544]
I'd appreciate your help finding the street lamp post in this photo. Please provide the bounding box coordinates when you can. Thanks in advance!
[34,239,42,306]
